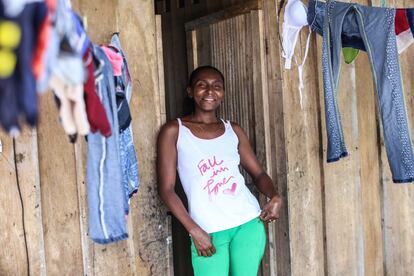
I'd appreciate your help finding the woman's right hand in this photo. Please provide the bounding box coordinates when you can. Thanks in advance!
[189,227,216,257]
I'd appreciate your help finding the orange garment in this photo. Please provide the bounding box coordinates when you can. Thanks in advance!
[32,0,56,80]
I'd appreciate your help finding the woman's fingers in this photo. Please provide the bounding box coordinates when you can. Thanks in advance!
[197,246,215,257]
[195,240,216,257]
[260,209,278,222]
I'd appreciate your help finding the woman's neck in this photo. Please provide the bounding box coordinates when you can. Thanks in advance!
[190,111,218,124]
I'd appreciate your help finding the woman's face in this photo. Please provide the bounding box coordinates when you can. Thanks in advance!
[188,69,225,112]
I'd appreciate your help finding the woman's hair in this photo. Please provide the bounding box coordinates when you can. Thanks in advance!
[188,65,225,87]
[183,65,225,116]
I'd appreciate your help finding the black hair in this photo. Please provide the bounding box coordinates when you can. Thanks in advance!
[188,65,225,87]
[183,65,225,116]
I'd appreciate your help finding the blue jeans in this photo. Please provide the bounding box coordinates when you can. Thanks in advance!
[317,0,414,183]
[87,45,128,244]
[109,33,140,213]
[308,0,414,51]
[119,126,140,214]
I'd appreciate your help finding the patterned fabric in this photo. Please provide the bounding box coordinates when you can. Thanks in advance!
[321,0,414,183]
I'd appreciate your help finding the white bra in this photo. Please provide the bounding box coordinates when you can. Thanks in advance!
[282,0,311,109]
[282,0,308,69]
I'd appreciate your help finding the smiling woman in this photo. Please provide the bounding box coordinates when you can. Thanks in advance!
[156,65,283,276]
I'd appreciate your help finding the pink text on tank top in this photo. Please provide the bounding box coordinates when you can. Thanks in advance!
[197,155,237,200]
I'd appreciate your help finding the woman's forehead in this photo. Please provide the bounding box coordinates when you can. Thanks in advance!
[194,69,223,82]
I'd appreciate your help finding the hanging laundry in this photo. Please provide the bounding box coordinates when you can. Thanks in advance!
[319,0,414,183]
[281,0,312,109]
[101,45,131,131]
[87,45,128,244]
[281,0,309,69]
[0,0,48,135]
[395,9,414,54]
[342,47,359,64]
[48,0,91,142]
[101,33,140,215]
[32,0,55,84]
[83,47,112,137]
[36,0,59,93]
[308,0,414,57]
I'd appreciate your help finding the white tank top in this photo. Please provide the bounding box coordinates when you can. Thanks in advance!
[176,118,261,233]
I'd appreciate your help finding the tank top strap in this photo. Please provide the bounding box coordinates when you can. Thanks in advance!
[176,118,182,126]
[220,118,230,128]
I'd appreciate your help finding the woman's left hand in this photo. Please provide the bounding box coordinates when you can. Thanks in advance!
[260,195,283,223]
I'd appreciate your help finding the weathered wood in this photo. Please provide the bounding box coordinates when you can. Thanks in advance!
[37,93,83,275]
[73,139,92,276]
[355,52,384,276]
[0,135,28,275]
[262,0,291,275]
[281,16,325,276]
[185,0,261,31]
[156,15,167,125]
[116,1,172,275]
[251,9,274,276]
[72,2,135,275]
[316,36,364,276]
[160,1,177,118]
[156,15,173,276]
[377,1,414,275]
[14,128,47,276]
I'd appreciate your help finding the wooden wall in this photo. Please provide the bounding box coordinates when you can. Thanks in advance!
[157,0,414,275]
[286,0,414,275]
[0,1,171,275]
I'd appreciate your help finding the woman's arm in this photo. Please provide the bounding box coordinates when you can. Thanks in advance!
[231,122,283,222]
[157,121,216,256]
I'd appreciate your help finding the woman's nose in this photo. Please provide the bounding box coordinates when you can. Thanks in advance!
[205,86,213,94]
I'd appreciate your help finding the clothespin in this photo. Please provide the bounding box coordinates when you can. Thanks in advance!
[0,139,3,153]
[381,0,386,7]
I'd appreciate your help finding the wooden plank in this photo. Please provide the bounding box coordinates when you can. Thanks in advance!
[170,0,189,118]
[116,1,172,275]
[185,0,261,31]
[160,0,177,119]
[73,138,92,275]
[156,15,167,125]
[317,39,364,276]
[281,15,326,276]
[250,10,274,276]
[313,2,378,275]
[370,1,414,275]
[0,135,28,275]
[156,15,173,276]
[72,2,135,275]
[377,1,414,274]
[355,50,384,276]
[195,26,212,66]
[262,0,291,274]
[37,93,83,275]
[14,128,47,276]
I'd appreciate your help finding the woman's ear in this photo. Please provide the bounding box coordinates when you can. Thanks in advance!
[187,87,193,98]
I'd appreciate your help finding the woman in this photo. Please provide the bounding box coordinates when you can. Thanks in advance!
[157,65,282,276]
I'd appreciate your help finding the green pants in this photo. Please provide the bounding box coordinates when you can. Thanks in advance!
[191,217,266,276]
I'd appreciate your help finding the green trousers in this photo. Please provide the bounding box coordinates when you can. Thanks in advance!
[191,217,266,276]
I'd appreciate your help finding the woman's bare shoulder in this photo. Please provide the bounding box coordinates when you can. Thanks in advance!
[158,119,180,139]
